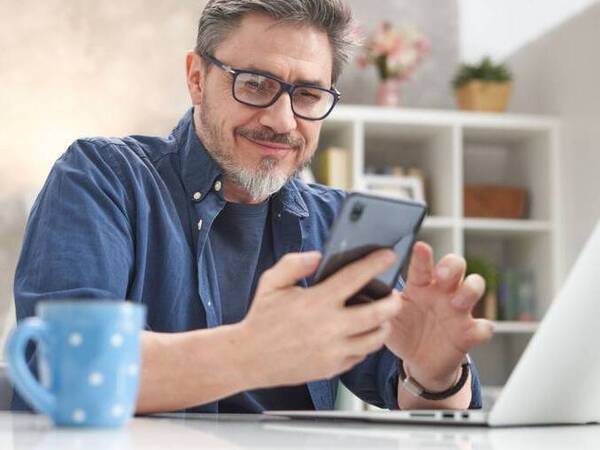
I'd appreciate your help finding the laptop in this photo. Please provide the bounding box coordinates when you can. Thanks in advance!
[266,221,600,427]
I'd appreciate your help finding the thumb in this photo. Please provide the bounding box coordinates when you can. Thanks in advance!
[256,251,322,295]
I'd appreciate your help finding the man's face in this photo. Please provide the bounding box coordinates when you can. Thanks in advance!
[187,14,333,202]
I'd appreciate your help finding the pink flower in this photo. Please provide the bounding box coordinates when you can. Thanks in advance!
[358,21,430,81]
[415,38,431,55]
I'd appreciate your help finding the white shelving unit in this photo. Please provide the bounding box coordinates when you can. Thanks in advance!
[318,105,560,410]
[493,321,539,334]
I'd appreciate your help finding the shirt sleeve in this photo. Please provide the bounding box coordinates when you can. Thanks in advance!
[11,139,135,411]
[341,349,483,410]
[14,138,134,320]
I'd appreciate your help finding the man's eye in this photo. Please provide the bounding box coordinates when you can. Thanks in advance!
[245,80,261,90]
[244,77,276,94]
[295,89,322,102]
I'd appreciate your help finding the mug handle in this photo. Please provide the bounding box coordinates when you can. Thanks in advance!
[4,318,56,415]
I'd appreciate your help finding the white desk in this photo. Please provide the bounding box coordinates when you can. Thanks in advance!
[1,411,599,450]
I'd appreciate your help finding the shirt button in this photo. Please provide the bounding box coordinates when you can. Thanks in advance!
[197,220,203,231]
[207,301,212,307]
[193,192,202,201]
[214,180,222,192]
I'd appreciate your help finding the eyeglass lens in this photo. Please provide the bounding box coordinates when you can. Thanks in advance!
[234,72,335,119]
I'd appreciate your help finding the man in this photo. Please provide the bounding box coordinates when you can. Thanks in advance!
[14,0,493,413]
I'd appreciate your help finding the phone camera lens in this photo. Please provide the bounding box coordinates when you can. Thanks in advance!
[350,202,365,222]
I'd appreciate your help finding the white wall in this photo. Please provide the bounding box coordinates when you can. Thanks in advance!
[458,0,599,62]
[0,1,203,348]
[505,3,600,276]
[459,0,600,279]
[339,0,460,108]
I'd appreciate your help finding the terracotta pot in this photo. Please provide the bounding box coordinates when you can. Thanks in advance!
[455,80,512,112]
[376,79,401,107]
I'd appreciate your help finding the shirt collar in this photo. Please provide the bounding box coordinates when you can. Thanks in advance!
[171,108,309,218]
[273,178,309,218]
[171,108,223,201]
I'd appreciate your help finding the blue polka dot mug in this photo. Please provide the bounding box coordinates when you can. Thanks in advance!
[5,300,146,427]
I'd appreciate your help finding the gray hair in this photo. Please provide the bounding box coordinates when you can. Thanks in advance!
[195,0,357,84]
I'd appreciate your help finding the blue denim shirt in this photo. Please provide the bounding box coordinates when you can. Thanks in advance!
[14,108,481,411]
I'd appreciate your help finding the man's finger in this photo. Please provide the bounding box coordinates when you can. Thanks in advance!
[346,322,391,357]
[342,294,402,335]
[434,254,466,292]
[256,251,321,294]
[312,249,396,306]
[405,241,434,288]
[450,274,486,311]
[464,319,495,348]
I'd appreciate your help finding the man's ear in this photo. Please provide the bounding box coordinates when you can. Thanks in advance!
[186,51,204,106]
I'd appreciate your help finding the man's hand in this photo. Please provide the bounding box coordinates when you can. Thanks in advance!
[384,241,494,398]
[239,249,401,389]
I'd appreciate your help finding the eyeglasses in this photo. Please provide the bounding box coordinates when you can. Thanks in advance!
[201,53,341,121]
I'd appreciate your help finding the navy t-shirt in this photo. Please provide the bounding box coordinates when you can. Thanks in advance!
[209,199,313,412]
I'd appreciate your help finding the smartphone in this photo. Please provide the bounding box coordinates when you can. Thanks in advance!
[312,192,427,305]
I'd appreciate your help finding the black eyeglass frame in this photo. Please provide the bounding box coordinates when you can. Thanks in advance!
[201,53,341,121]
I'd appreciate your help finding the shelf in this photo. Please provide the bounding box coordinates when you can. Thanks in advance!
[422,216,455,229]
[328,105,558,130]
[493,321,539,334]
[363,174,414,186]
[321,104,558,393]
[462,133,554,222]
[462,218,552,235]
[361,123,455,217]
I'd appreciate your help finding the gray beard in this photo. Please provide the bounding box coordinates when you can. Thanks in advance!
[212,152,289,202]
[198,106,298,202]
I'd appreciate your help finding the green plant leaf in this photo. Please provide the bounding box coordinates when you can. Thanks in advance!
[451,56,513,89]
[466,257,500,292]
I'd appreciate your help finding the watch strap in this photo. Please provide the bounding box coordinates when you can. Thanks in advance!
[399,356,471,401]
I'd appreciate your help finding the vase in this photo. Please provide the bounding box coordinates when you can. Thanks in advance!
[376,79,401,107]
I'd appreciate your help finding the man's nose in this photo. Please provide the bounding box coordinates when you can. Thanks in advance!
[258,92,298,135]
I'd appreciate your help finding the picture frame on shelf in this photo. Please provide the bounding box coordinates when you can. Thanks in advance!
[363,174,426,203]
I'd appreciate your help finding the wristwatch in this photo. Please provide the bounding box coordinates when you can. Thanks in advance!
[399,355,471,401]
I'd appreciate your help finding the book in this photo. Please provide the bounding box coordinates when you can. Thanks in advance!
[498,268,536,321]
[516,269,536,321]
[483,292,498,321]
[316,147,349,189]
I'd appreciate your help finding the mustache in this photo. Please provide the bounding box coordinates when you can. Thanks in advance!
[236,127,304,151]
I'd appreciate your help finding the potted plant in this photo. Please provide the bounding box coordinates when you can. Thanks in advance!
[466,257,500,320]
[452,56,512,112]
